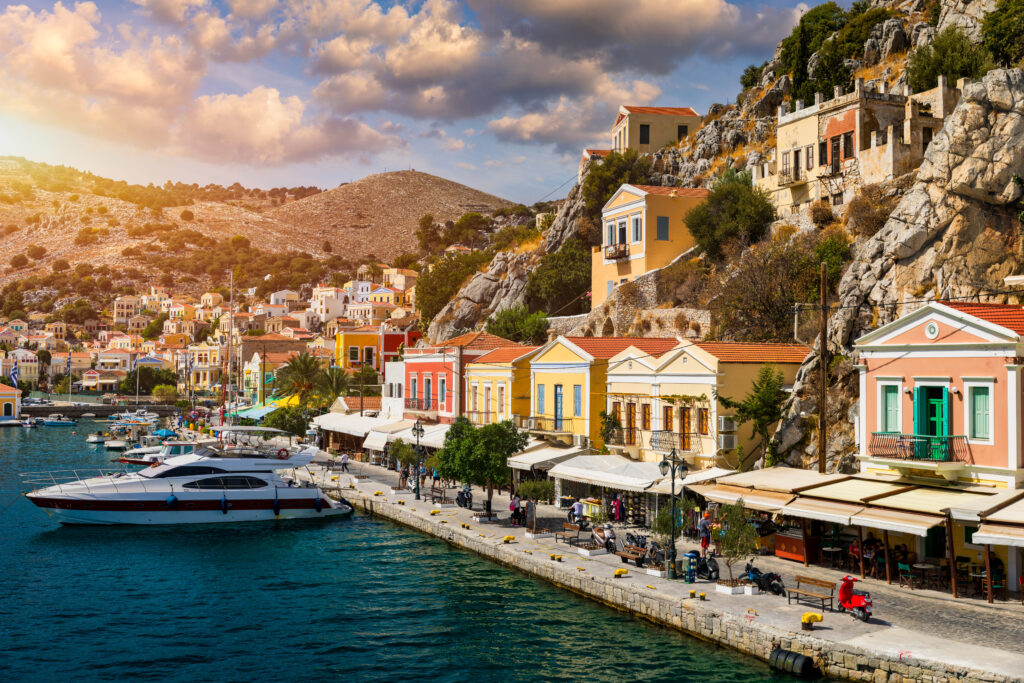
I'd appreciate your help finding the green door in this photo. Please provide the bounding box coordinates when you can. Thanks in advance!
[926,388,949,460]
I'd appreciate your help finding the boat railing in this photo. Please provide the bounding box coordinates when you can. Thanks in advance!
[19,468,129,494]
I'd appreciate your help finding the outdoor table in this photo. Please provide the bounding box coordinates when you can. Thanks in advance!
[821,546,842,569]
[913,563,937,589]
[969,571,987,597]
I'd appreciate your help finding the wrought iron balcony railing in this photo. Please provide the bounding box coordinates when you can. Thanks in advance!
[604,243,629,260]
[520,415,575,434]
[650,430,698,453]
[868,432,970,463]
[404,397,434,411]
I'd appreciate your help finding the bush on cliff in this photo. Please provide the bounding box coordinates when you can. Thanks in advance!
[485,304,549,345]
[414,249,492,326]
[983,0,1024,67]
[525,238,591,315]
[907,27,993,92]
[581,149,652,227]
[684,169,776,261]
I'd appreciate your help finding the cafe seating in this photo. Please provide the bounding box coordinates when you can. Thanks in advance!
[897,562,917,589]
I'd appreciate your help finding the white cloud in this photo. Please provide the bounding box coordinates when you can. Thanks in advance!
[456,162,477,170]
[131,0,207,24]
[228,0,278,20]
[441,137,466,151]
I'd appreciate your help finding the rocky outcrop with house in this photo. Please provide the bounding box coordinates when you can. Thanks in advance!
[774,68,1024,471]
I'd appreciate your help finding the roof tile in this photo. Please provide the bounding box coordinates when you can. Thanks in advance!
[564,337,679,359]
[622,105,699,117]
[629,185,709,198]
[939,301,1024,334]
[472,346,540,364]
[695,342,810,363]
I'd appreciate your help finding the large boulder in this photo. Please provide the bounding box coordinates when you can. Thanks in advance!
[937,0,997,43]
[775,69,1024,471]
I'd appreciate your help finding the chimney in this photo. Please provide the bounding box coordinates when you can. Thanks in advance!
[815,92,823,105]
[855,77,864,94]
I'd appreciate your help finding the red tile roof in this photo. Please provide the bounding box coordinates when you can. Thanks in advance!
[623,106,699,117]
[339,396,382,411]
[563,337,679,359]
[473,346,540,364]
[630,185,709,198]
[939,301,1024,334]
[695,342,809,363]
[438,331,519,351]
[583,148,611,157]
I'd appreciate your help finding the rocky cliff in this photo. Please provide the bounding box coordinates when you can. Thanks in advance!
[775,68,1024,471]
[937,0,997,42]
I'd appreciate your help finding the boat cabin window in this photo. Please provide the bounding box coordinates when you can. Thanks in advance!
[182,476,268,489]
[146,465,228,478]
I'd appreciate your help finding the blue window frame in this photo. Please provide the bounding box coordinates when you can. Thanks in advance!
[573,385,582,417]
[537,383,545,414]
[656,216,669,240]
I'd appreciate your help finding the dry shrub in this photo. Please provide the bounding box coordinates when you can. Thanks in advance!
[774,223,798,243]
[689,321,703,337]
[845,184,897,237]
[810,201,835,229]
[656,258,708,306]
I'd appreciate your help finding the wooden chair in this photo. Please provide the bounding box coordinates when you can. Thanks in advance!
[897,562,917,589]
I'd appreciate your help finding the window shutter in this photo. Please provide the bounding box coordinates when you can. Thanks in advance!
[883,386,898,432]
[941,387,950,437]
[656,216,669,240]
[537,384,545,414]
[912,386,923,435]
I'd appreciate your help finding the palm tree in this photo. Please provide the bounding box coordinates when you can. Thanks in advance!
[276,352,321,407]
[315,366,351,411]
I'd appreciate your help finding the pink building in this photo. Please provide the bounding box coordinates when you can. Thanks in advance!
[856,301,1024,489]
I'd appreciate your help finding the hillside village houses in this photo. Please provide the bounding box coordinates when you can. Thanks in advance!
[611,105,702,155]
[752,76,963,216]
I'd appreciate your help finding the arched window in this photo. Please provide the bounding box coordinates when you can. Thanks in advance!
[3,402,12,416]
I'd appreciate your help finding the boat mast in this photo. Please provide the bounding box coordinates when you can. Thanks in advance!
[227,270,234,426]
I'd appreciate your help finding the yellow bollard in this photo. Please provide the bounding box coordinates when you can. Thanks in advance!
[801,612,823,631]
[699,593,706,601]
[689,590,697,598]
[503,535,515,543]
[614,568,628,578]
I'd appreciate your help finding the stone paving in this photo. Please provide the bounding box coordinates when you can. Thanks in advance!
[307,458,1024,680]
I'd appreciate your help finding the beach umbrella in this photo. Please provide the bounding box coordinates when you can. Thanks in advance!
[154,428,177,437]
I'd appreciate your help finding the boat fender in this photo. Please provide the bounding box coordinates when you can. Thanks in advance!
[315,497,322,513]
[221,496,229,514]
[768,648,817,678]
[165,494,178,508]
[273,497,280,516]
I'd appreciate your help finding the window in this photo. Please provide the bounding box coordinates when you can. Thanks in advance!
[606,222,615,245]
[831,193,844,206]
[348,346,359,363]
[537,384,545,414]
[639,124,650,144]
[968,385,991,440]
[498,384,505,418]
[2,403,10,416]
[805,145,813,169]
[573,384,582,417]
[364,347,375,367]
[677,124,688,140]
[471,384,478,411]
[818,140,827,167]
[612,401,622,423]
[631,215,642,242]
[843,131,853,158]
[656,216,669,241]
[698,408,710,435]
[618,221,627,244]
[641,404,651,430]
[880,384,900,432]
[411,377,418,400]
[439,376,447,407]
[146,465,227,479]
[793,147,800,178]
[183,476,267,489]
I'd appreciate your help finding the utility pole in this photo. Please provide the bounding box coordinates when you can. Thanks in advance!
[818,262,827,474]
[227,270,234,424]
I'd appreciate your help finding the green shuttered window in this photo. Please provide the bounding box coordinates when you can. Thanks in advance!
[881,385,899,432]
[970,386,990,440]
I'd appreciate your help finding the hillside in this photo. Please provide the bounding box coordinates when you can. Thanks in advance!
[267,170,514,260]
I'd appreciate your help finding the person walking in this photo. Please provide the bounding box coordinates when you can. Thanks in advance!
[340,452,350,473]
[698,511,713,558]
[510,493,522,526]
[611,494,623,522]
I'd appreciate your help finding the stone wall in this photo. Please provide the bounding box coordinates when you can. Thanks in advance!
[346,493,1010,683]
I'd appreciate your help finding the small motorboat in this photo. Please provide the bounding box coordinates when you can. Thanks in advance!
[105,438,129,451]
[20,419,38,428]
[44,414,77,426]
[118,440,208,466]
[86,431,107,443]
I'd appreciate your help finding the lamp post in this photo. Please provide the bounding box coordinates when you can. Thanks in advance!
[412,420,425,500]
[658,448,689,580]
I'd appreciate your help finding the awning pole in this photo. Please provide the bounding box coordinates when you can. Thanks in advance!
[801,518,809,567]
[985,543,993,604]
[945,515,958,598]
[883,530,892,585]
[858,525,865,578]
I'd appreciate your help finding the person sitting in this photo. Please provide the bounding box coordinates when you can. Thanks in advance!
[848,537,861,570]
[569,499,584,523]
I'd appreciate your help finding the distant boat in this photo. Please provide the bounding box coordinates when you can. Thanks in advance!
[85,431,107,443]
[43,414,77,426]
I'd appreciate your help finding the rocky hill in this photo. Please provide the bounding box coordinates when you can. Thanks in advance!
[268,170,514,261]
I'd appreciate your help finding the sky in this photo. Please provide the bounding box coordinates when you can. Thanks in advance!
[0,0,810,204]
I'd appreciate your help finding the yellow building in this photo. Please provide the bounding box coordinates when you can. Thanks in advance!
[526,336,680,449]
[605,341,808,468]
[0,382,20,420]
[591,184,708,308]
[183,341,224,393]
[464,346,540,426]
[611,105,702,155]
[335,326,381,373]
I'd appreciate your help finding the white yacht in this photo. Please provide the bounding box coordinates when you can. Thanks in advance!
[23,427,352,525]
[118,439,212,466]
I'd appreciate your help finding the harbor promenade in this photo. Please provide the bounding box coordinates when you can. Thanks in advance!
[303,457,1024,683]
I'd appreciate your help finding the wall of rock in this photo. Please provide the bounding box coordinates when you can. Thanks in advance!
[775,68,1024,470]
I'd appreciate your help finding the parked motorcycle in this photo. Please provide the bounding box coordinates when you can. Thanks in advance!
[742,559,786,596]
[837,575,873,622]
[685,550,720,581]
[626,532,648,548]
[456,485,473,509]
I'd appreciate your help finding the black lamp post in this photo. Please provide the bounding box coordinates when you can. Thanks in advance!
[412,420,425,500]
[658,448,689,580]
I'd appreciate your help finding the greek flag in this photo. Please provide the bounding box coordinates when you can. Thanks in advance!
[9,360,18,387]
[65,353,72,376]
[132,354,141,371]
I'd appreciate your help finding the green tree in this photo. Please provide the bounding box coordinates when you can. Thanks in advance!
[739,62,766,89]
[435,418,528,515]
[36,349,51,368]
[719,365,788,467]
[525,238,590,315]
[485,304,549,344]
[416,213,440,254]
[599,409,622,447]
[718,500,760,582]
[414,250,491,325]
[581,149,652,223]
[442,212,490,247]
[120,367,178,394]
[51,259,70,273]
[391,437,419,468]
[262,405,309,437]
[141,312,169,340]
[314,366,352,410]
[152,384,179,402]
[908,27,993,92]
[352,364,381,397]
[26,244,46,260]
[274,352,321,407]
[651,505,682,545]
[983,0,1024,66]
[391,252,420,270]
[780,2,847,95]
[684,168,776,260]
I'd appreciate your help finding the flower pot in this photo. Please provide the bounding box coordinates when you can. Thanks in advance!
[744,584,761,595]
[716,581,744,595]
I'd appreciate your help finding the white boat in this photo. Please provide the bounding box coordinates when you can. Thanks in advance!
[44,414,77,426]
[85,431,107,443]
[105,439,129,451]
[119,439,211,466]
[108,409,159,424]
[22,429,352,525]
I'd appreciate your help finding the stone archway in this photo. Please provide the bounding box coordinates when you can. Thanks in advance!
[601,318,614,337]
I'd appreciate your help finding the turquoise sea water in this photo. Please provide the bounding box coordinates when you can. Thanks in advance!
[0,423,795,682]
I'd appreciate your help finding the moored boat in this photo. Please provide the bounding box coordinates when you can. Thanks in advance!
[43,414,77,426]
[85,431,107,443]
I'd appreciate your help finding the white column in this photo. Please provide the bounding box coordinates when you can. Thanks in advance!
[1009,547,1020,592]
[1006,364,1021,474]
[856,364,868,458]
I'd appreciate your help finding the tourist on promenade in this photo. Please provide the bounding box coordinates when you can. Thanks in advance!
[570,499,584,523]
[611,494,622,522]
[340,452,350,473]
[510,493,522,526]
[698,511,713,557]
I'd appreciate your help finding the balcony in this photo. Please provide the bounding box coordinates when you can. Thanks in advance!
[604,242,629,260]
[518,415,575,434]
[778,168,805,186]
[650,430,698,453]
[464,410,493,425]
[404,397,435,412]
[867,432,970,463]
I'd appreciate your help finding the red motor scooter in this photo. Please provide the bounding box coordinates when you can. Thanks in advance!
[837,575,872,622]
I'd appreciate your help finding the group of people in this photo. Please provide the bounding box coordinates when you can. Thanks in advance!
[508,493,533,527]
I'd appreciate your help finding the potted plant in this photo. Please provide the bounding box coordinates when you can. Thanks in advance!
[716,500,759,595]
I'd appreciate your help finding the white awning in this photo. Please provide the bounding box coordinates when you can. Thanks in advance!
[973,524,1024,548]
[388,423,450,449]
[849,508,944,537]
[549,455,664,493]
[780,497,866,525]
[648,467,736,495]
[313,413,391,437]
[362,431,389,452]
[691,484,794,512]
[508,444,583,471]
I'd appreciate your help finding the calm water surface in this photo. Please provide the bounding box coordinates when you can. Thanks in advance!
[0,423,796,682]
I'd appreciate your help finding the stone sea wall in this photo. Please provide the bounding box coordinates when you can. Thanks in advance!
[348,493,1009,683]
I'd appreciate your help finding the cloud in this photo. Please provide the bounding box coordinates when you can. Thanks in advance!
[131,0,207,24]
[228,0,278,20]
[456,162,477,170]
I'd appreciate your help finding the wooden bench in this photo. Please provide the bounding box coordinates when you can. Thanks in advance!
[554,523,581,545]
[615,544,647,566]
[429,486,454,504]
[787,575,836,611]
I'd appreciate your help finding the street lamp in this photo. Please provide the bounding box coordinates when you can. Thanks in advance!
[658,448,689,580]
[412,420,425,500]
